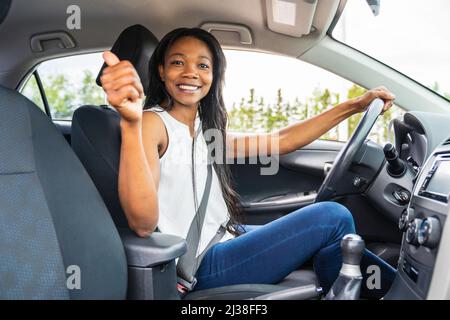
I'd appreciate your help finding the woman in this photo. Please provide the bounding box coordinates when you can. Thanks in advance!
[99,27,396,295]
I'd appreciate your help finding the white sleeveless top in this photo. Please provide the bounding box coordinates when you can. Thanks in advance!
[147,106,234,257]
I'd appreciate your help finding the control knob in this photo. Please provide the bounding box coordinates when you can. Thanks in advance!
[418,217,441,249]
[406,218,422,246]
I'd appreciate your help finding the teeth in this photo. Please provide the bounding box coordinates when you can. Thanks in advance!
[178,85,199,91]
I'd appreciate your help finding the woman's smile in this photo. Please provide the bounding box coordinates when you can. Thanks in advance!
[176,83,202,93]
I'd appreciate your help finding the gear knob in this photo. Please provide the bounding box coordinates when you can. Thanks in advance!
[324,234,366,300]
[342,234,365,264]
[340,234,365,277]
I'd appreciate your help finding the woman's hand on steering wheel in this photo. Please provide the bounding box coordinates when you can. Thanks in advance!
[352,86,396,115]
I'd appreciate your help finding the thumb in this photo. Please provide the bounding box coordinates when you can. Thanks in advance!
[103,50,120,67]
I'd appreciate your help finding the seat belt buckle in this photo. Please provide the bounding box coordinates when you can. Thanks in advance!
[177,276,197,295]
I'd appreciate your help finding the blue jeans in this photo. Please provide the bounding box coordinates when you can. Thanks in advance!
[194,201,396,296]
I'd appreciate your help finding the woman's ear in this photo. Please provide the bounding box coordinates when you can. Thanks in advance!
[158,64,165,82]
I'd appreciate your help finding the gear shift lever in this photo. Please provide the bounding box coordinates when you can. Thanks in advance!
[324,234,365,300]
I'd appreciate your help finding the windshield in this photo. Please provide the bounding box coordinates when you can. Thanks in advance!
[332,0,450,101]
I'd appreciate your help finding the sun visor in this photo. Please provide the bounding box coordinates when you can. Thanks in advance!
[265,0,317,37]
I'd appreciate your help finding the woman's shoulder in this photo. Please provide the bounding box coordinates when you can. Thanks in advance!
[142,108,169,155]
[145,105,165,113]
[143,108,164,126]
[143,106,168,126]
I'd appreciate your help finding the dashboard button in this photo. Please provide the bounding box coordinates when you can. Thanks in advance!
[353,176,366,188]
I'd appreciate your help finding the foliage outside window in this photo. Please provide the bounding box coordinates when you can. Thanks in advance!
[227,85,404,145]
[21,53,106,120]
[21,74,45,112]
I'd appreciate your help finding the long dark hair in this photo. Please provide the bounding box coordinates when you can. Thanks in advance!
[144,27,244,236]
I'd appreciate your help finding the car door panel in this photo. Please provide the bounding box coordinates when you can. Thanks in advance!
[231,138,403,254]
[230,140,344,224]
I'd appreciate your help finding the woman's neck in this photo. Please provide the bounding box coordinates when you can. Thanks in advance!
[167,102,199,136]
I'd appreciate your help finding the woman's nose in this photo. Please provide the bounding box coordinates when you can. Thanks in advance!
[182,64,199,79]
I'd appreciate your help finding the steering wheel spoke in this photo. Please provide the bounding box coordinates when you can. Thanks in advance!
[315,98,385,202]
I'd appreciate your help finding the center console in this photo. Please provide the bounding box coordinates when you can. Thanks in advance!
[385,141,450,299]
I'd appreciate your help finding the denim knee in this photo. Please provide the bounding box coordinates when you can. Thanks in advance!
[319,201,356,235]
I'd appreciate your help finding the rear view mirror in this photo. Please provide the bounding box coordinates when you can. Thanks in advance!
[366,0,380,16]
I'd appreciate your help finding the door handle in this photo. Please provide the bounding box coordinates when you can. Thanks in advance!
[244,192,317,209]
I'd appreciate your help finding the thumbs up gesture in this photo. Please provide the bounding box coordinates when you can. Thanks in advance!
[100,51,145,123]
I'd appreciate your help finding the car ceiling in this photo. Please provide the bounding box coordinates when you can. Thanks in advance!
[0,0,341,88]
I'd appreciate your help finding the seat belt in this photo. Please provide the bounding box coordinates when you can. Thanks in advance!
[176,125,226,294]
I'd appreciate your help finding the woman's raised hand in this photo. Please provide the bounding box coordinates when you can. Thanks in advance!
[352,86,396,114]
[100,51,145,123]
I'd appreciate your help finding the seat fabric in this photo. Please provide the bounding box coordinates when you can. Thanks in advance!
[0,86,127,299]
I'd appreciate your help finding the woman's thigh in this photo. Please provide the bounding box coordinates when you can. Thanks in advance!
[195,201,355,290]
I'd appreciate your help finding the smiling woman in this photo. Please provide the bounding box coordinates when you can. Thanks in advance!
[97,25,396,298]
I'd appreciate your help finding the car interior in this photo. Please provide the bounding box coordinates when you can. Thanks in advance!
[1,0,450,300]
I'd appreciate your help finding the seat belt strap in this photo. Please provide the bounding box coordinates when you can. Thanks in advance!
[176,163,214,291]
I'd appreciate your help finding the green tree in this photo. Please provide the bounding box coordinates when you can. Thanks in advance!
[227,84,404,145]
[43,74,77,119]
[22,76,46,112]
[79,70,105,106]
[23,70,106,120]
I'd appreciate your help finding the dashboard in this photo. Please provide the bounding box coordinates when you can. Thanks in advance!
[373,111,450,299]
[399,130,427,169]
[367,112,450,224]
[385,139,450,299]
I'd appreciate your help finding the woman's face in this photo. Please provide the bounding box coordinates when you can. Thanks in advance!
[159,36,213,109]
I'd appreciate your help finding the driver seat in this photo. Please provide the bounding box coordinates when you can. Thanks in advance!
[71,24,319,299]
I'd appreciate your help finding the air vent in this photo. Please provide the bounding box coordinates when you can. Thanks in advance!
[443,138,450,145]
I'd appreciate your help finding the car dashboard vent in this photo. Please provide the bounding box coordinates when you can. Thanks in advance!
[443,138,450,146]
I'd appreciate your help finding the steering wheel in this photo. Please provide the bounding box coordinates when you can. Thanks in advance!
[315,98,385,202]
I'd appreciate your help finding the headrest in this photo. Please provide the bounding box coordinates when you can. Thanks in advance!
[0,0,12,25]
[96,24,158,95]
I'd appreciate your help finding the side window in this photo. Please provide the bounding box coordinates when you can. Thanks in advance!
[223,50,404,145]
[21,53,106,120]
[21,73,46,113]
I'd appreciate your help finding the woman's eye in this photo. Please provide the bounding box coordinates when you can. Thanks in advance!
[171,60,183,66]
[199,63,209,69]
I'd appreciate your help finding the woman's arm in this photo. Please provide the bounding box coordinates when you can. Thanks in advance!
[226,87,395,158]
[118,119,160,237]
[100,51,159,237]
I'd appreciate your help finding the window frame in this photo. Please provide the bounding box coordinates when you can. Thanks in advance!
[19,69,52,118]
[18,51,106,121]
[33,70,52,118]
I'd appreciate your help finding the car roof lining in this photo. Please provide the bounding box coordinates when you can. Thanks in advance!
[0,0,341,88]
